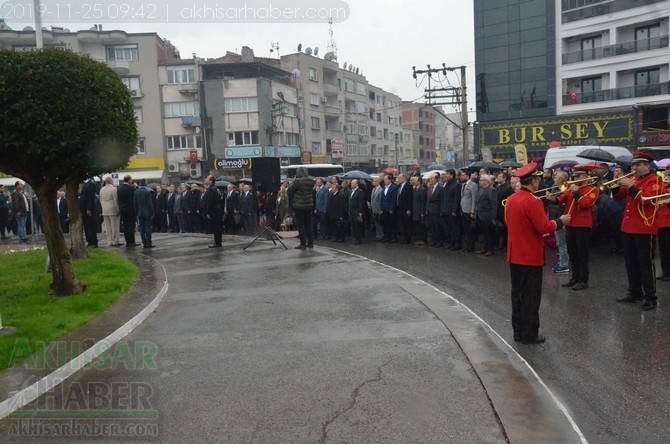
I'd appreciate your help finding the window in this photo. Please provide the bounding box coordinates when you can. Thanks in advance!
[166,135,203,150]
[309,93,320,106]
[167,68,195,84]
[419,121,423,130]
[121,76,140,93]
[137,138,146,155]
[285,133,299,146]
[358,124,368,135]
[581,35,602,61]
[636,68,661,96]
[309,67,318,81]
[344,79,355,92]
[345,123,357,134]
[106,44,138,61]
[284,103,298,117]
[134,108,143,124]
[226,131,259,146]
[418,109,423,117]
[581,76,602,102]
[370,127,377,137]
[357,83,366,95]
[312,142,322,154]
[311,117,320,129]
[224,98,258,113]
[636,24,661,51]
[164,102,199,117]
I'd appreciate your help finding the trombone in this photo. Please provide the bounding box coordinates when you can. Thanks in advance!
[640,193,670,206]
[501,177,596,207]
[599,172,634,190]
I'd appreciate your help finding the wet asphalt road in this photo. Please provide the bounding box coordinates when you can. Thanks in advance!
[324,234,670,444]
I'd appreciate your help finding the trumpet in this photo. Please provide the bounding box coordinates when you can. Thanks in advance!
[640,192,670,206]
[599,172,635,190]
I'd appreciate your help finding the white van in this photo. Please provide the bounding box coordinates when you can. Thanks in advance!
[543,145,631,169]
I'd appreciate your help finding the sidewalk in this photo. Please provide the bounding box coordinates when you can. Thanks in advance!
[0,233,585,443]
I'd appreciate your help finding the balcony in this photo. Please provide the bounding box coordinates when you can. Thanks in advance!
[324,105,341,116]
[178,84,199,94]
[323,81,340,95]
[106,59,130,74]
[562,36,669,64]
[562,82,670,105]
[181,116,201,127]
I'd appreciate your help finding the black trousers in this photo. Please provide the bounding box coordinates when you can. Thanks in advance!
[83,214,98,246]
[396,211,412,242]
[566,226,591,284]
[622,232,656,300]
[658,227,670,277]
[510,264,543,341]
[461,213,475,250]
[294,209,314,246]
[211,218,224,246]
[120,210,136,244]
[382,211,396,240]
[0,208,8,237]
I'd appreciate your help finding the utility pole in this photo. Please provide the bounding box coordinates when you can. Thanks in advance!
[412,64,469,165]
[394,133,399,169]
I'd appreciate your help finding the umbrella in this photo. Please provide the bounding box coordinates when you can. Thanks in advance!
[215,180,231,188]
[613,154,633,166]
[186,180,203,186]
[237,178,253,184]
[216,175,236,183]
[499,160,522,168]
[146,183,160,190]
[655,158,670,168]
[422,170,445,179]
[382,167,398,174]
[341,170,373,181]
[549,159,578,169]
[466,161,501,171]
[577,148,616,162]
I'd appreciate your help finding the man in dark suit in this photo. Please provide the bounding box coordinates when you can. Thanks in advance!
[185,184,201,233]
[224,184,240,234]
[56,191,69,234]
[78,178,98,247]
[203,175,226,248]
[411,176,427,245]
[348,179,367,244]
[134,179,155,248]
[240,184,259,235]
[117,175,137,246]
[327,184,348,242]
[395,173,414,244]
[380,174,398,242]
[441,170,462,250]
[426,172,444,247]
[166,184,178,233]
[153,185,167,233]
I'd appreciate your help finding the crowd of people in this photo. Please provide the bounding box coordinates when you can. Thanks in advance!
[2,152,668,343]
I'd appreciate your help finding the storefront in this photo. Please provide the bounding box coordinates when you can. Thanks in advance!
[475,110,636,161]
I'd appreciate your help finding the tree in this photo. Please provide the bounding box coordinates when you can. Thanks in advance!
[0,48,138,295]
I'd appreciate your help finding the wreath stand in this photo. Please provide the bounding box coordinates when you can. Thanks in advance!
[242,226,288,251]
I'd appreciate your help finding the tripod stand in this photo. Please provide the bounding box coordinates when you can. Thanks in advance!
[242,226,288,250]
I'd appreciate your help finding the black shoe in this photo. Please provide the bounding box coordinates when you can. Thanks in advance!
[616,294,643,303]
[126,242,140,247]
[561,279,577,288]
[521,335,546,345]
[307,244,314,248]
[208,244,222,248]
[295,245,306,249]
[353,240,361,245]
[143,244,155,248]
[1,236,10,240]
[513,333,522,342]
[641,300,657,310]
[571,282,588,291]
[662,276,670,282]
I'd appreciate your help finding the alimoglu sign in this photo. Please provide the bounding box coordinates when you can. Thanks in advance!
[478,111,635,150]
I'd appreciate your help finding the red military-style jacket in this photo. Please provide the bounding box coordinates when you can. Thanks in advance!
[505,188,562,266]
[612,172,664,235]
[558,184,599,228]
[656,182,670,228]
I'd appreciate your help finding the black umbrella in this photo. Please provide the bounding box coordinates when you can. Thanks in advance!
[215,180,231,188]
[186,180,203,186]
[499,160,522,168]
[577,148,615,162]
[237,178,253,184]
[466,161,501,171]
[613,154,633,166]
[216,175,236,183]
[341,170,373,181]
[146,183,160,190]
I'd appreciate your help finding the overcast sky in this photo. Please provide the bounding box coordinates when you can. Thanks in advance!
[2,0,475,109]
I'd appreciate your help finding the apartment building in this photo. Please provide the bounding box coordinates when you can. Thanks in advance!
[401,103,440,168]
[279,51,403,171]
[0,24,167,181]
[474,0,670,160]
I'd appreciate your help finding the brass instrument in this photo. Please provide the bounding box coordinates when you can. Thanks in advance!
[599,172,634,191]
[640,192,670,206]
[501,177,596,207]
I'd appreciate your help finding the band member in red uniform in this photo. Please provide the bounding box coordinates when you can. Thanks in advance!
[657,172,670,281]
[547,165,599,290]
[505,162,571,344]
[612,152,664,310]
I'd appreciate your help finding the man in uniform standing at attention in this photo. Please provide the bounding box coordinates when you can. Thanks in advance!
[505,162,570,344]
[612,152,664,310]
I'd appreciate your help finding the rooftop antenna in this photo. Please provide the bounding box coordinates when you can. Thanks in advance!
[327,16,338,61]
[270,41,280,58]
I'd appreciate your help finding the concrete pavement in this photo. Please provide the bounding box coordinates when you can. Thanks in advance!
[0,233,586,443]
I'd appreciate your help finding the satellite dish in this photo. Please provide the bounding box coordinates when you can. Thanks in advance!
[305,47,312,55]
[23,26,34,31]
[355,68,359,74]
[324,52,334,61]
[343,62,347,69]
[349,66,353,71]
[314,47,319,56]
[297,43,302,52]
[291,68,301,78]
